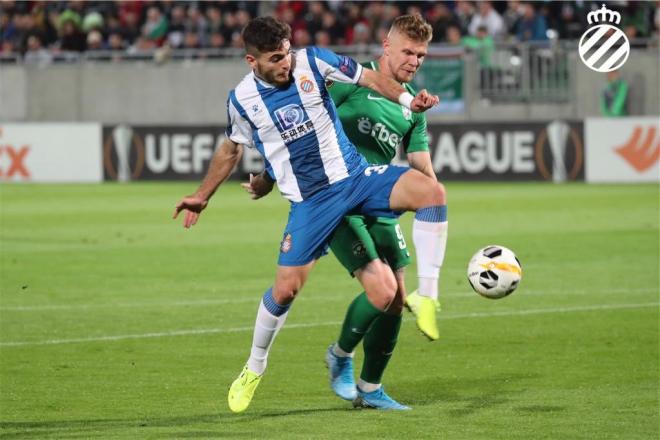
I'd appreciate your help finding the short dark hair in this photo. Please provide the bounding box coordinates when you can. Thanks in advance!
[242,17,292,55]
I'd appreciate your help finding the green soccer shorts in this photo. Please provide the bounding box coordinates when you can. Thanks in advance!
[329,214,411,276]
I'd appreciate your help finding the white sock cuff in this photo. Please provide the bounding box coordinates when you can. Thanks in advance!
[332,343,354,358]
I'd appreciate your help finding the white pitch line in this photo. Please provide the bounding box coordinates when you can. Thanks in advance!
[1,287,656,312]
[0,302,657,348]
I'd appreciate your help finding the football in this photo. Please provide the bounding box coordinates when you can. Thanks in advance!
[467,245,522,299]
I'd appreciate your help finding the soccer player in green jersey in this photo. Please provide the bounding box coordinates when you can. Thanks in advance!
[322,14,448,408]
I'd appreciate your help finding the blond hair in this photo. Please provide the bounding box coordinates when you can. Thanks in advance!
[389,14,433,42]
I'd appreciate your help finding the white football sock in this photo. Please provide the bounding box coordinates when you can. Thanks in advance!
[332,343,354,358]
[413,214,448,301]
[247,296,289,375]
[357,379,381,393]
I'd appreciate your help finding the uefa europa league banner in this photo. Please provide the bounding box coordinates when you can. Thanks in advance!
[100,122,585,182]
[423,121,585,182]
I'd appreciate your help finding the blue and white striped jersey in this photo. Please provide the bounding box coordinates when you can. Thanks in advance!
[226,47,367,202]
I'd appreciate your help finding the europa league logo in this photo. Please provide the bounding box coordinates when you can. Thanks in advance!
[578,4,630,73]
[535,121,584,183]
[103,124,145,181]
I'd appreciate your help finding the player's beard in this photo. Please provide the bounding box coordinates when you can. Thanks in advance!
[395,66,416,83]
[257,57,296,88]
[269,70,293,87]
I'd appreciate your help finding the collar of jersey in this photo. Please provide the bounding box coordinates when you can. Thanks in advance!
[252,71,276,89]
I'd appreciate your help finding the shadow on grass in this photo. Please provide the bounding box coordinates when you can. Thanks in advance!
[395,373,566,417]
[0,406,353,439]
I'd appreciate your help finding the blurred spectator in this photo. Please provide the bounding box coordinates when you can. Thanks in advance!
[305,1,325,37]
[209,31,226,49]
[321,11,345,45]
[427,3,458,43]
[167,4,187,48]
[622,2,653,38]
[446,24,462,45]
[108,32,125,51]
[363,1,386,40]
[315,29,331,47]
[352,21,371,46]
[504,1,523,35]
[24,34,52,65]
[293,28,312,47]
[455,0,476,36]
[600,70,629,117]
[58,10,86,52]
[184,30,201,49]
[187,6,209,46]
[207,6,223,34]
[462,25,494,67]
[468,1,505,39]
[86,29,104,50]
[82,11,104,34]
[555,4,582,40]
[118,10,140,44]
[142,6,168,45]
[516,2,548,41]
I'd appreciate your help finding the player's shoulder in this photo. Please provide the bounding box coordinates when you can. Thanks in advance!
[361,60,377,70]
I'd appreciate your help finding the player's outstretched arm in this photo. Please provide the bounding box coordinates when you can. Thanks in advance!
[357,68,439,113]
[173,137,243,228]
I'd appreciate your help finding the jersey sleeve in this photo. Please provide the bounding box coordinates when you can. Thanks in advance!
[402,83,429,154]
[327,79,357,107]
[225,94,255,148]
[309,46,363,84]
[403,112,430,154]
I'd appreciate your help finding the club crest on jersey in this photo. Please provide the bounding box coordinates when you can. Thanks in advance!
[299,76,315,93]
[352,240,366,257]
[281,233,292,253]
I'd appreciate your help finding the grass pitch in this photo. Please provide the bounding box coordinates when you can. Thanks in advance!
[1,182,658,439]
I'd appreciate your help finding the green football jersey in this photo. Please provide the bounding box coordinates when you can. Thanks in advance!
[328,60,429,165]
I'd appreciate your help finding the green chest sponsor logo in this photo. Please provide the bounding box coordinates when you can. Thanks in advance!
[356,117,401,149]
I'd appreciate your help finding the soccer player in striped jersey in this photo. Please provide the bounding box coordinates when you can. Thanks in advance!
[245,15,448,409]
[173,17,445,412]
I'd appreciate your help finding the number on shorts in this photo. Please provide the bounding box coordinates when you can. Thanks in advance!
[395,224,407,250]
[364,165,389,176]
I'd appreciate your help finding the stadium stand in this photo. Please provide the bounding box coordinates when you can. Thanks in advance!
[1,1,658,63]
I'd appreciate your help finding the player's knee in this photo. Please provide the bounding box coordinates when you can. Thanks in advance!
[272,281,301,304]
[427,180,446,206]
[361,262,397,309]
[379,269,398,305]
[386,280,406,314]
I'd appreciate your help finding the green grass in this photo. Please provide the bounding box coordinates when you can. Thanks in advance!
[0,182,658,439]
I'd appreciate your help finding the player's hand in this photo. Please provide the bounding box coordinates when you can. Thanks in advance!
[411,89,439,112]
[172,194,208,228]
[241,173,274,200]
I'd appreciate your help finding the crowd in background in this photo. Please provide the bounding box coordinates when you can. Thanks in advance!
[1,0,658,62]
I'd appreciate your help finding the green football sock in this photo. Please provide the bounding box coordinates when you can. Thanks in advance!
[360,312,402,384]
[337,292,382,354]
